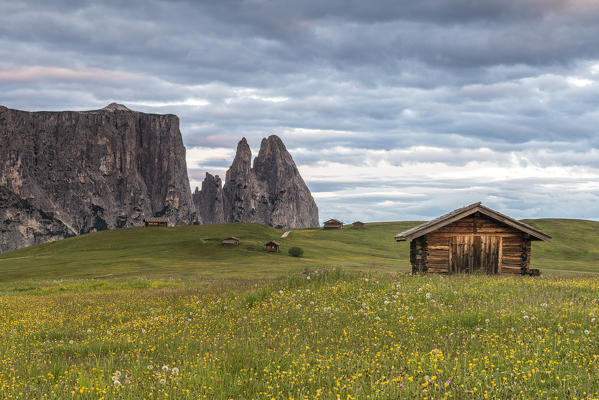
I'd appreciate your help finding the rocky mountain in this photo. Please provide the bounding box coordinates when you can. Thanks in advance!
[192,173,225,224]
[0,103,196,252]
[194,135,319,229]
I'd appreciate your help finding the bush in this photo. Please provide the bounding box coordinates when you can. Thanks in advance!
[288,247,304,257]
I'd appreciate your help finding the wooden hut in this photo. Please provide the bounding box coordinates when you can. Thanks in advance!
[352,221,365,228]
[222,236,240,246]
[323,219,343,230]
[265,241,280,252]
[394,202,551,275]
[144,217,168,227]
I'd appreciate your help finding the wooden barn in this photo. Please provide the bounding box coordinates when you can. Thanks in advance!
[352,221,365,228]
[222,236,240,246]
[395,202,551,275]
[144,217,168,227]
[323,219,344,230]
[265,241,280,252]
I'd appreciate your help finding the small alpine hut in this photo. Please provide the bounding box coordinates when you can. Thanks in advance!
[395,202,551,275]
[222,236,240,246]
[352,221,365,229]
[144,217,168,227]
[323,219,344,230]
[265,241,280,252]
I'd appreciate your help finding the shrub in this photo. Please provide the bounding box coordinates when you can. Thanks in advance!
[288,247,304,257]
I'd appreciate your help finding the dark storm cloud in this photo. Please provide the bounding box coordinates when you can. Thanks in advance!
[1,0,598,221]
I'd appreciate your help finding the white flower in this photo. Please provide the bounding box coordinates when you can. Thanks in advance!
[113,380,121,387]
[115,371,122,378]
[485,319,490,324]
[147,365,153,370]
[592,318,596,323]
[425,292,432,299]
[162,365,169,372]
[112,375,119,382]
[86,329,92,333]
[160,378,166,384]
[171,367,179,375]
[585,330,590,335]
[306,275,311,280]
[69,340,74,344]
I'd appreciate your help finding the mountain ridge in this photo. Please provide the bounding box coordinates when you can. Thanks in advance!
[194,135,319,229]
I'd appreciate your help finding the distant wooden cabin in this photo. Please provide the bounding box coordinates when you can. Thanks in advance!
[395,202,551,275]
[144,217,168,227]
[265,241,280,252]
[222,236,240,246]
[323,219,343,230]
[352,221,365,229]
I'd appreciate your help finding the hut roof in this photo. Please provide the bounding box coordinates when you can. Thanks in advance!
[144,217,169,223]
[265,241,280,246]
[223,236,240,241]
[324,219,343,225]
[394,202,552,242]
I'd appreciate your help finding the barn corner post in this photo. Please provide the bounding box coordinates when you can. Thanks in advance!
[521,238,532,275]
[409,236,427,274]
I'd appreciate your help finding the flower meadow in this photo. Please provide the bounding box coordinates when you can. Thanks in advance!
[1,270,599,399]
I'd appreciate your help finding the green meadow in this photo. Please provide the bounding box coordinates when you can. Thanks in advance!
[1,219,599,399]
[0,218,598,284]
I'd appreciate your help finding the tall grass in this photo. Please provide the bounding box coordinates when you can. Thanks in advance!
[1,272,598,399]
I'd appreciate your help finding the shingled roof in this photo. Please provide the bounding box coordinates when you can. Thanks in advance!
[395,202,552,242]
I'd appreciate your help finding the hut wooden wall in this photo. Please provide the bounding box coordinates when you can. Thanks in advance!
[410,213,532,275]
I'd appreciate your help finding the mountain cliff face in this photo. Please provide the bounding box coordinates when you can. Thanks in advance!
[194,135,319,229]
[192,173,225,224]
[0,103,196,252]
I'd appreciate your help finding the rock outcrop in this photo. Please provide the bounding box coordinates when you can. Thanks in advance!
[222,138,260,224]
[194,135,319,229]
[0,104,196,252]
[192,173,225,224]
[252,135,319,229]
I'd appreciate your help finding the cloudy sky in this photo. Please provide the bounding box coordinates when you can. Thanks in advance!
[2,0,599,222]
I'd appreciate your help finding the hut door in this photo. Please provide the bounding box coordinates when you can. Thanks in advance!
[450,235,473,273]
[450,236,500,274]
[481,236,500,274]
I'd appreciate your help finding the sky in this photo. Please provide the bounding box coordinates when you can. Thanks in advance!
[1,0,599,223]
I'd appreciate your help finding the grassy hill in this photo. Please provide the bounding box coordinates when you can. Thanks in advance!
[0,218,598,282]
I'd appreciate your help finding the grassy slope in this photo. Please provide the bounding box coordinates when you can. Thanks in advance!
[523,218,599,273]
[0,218,598,282]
